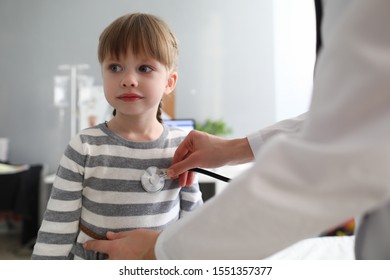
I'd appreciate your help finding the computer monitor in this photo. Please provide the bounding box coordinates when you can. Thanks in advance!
[163,119,196,134]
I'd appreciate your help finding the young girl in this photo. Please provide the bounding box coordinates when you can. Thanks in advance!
[32,13,203,260]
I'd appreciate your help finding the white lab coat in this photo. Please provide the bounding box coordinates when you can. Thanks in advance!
[155,0,390,259]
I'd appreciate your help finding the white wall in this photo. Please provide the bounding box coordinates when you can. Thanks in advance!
[273,0,316,121]
[172,0,276,137]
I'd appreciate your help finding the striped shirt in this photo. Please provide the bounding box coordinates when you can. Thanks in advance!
[32,123,203,259]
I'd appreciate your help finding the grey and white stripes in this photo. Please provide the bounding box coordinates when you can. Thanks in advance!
[32,123,203,260]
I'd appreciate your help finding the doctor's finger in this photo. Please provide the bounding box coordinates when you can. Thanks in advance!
[185,171,196,186]
[172,144,190,165]
[178,171,188,187]
[177,170,196,187]
[168,154,199,179]
[172,130,199,164]
[83,239,112,255]
[106,230,133,240]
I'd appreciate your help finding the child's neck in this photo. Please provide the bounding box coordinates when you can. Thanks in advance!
[106,116,163,142]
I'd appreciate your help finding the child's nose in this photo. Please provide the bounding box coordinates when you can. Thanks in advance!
[121,71,138,87]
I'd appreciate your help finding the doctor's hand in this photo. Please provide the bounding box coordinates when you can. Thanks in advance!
[83,229,160,260]
[168,130,254,186]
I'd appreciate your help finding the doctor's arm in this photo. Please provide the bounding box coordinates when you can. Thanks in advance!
[168,113,305,186]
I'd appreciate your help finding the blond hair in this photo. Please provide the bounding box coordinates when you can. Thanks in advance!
[98,13,178,71]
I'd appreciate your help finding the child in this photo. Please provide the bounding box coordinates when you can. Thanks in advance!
[32,13,203,260]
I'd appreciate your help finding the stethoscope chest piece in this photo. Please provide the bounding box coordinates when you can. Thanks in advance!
[141,166,166,193]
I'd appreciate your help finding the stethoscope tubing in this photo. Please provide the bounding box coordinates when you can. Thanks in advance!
[190,168,231,183]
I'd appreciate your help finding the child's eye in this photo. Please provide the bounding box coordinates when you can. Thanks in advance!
[109,64,123,72]
[139,65,153,73]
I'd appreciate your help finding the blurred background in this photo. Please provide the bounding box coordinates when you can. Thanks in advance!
[0,0,315,259]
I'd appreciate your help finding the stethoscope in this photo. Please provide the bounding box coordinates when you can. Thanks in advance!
[141,166,231,193]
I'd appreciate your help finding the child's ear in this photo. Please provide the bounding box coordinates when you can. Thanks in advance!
[165,71,178,95]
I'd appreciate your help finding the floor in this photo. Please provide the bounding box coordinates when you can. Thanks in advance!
[0,220,33,260]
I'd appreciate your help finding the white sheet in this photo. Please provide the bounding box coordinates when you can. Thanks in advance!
[267,236,355,260]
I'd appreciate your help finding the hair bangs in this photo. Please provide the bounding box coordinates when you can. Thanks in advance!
[98,13,178,70]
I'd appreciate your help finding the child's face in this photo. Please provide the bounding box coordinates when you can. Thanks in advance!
[101,48,177,120]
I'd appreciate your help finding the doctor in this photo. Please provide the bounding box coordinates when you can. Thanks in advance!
[84,0,390,259]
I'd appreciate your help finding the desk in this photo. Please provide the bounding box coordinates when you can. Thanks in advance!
[0,164,42,245]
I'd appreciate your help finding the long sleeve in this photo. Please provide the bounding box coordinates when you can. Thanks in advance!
[247,113,306,156]
[32,137,84,259]
[155,0,390,259]
[178,179,203,218]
